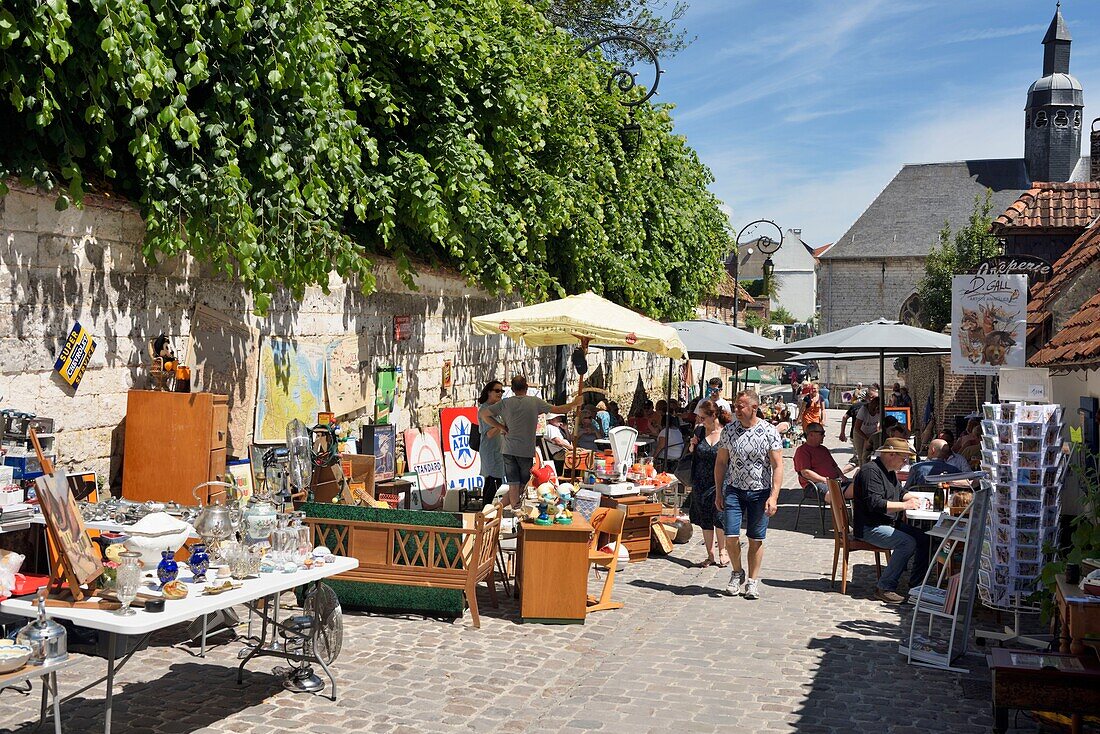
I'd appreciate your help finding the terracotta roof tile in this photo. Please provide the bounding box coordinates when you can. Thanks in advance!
[1027,220,1100,344]
[1030,290,1100,369]
[812,243,834,258]
[993,182,1100,230]
[711,271,755,303]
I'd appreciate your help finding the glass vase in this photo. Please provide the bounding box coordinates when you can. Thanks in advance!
[115,551,142,616]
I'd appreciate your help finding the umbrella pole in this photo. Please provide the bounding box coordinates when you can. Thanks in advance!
[879,349,886,449]
[569,337,591,482]
[699,358,708,396]
[665,358,673,464]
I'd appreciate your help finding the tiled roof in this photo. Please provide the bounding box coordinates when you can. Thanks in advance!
[992,182,1100,230]
[1027,220,1100,339]
[1030,290,1100,369]
[812,243,834,259]
[823,160,1031,260]
[711,271,755,303]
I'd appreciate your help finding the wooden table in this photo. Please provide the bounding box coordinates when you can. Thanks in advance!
[516,516,592,624]
[990,647,1100,734]
[1054,574,1100,655]
[0,655,82,734]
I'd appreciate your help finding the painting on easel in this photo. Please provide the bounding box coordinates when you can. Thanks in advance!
[36,471,102,590]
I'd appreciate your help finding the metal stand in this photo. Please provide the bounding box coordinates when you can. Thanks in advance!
[974,599,1051,649]
[59,631,153,734]
[236,583,337,701]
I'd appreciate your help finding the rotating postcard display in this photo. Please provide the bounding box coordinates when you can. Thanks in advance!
[978,401,1066,611]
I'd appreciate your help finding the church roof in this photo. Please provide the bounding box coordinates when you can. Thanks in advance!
[1043,6,1071,44]
[992,181,1100,231]
[821,159,1031,260]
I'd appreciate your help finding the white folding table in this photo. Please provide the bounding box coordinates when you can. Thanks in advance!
[0,556,358,734]
[0,655,81,734]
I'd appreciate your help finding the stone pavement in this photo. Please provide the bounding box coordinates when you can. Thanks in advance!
[0,412,1053,733]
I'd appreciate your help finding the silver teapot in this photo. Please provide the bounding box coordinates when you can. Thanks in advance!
[191,481,240,558]
[16,593,67,665]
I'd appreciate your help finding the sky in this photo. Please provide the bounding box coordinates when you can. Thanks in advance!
[654,0,1100,247]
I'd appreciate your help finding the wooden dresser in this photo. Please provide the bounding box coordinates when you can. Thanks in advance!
[122,390,229,504]
[516,517,593,623]
[600,494,660,562]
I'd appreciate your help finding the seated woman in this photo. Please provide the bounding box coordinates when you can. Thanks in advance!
[653,405,685,470]
[577,405,601,450]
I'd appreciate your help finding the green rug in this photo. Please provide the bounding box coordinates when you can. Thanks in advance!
[301,502,465,617]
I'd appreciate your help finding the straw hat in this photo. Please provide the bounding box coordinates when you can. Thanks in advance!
[876,437,916,456]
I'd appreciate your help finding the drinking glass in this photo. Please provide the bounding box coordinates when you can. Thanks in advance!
[115,551,142,616]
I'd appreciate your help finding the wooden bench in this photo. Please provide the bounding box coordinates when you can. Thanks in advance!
[302,504,502,627]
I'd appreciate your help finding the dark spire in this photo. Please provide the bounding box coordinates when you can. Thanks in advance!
[1042,4,1072,75]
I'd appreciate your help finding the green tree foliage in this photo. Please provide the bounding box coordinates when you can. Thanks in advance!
[0,0,729,318]
[916,191,1002,332]
[770,306,796,325]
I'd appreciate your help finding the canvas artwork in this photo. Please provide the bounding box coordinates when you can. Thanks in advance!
[36,471,102,587]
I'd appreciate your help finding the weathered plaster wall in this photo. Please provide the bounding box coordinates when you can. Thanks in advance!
[0,183,665,486]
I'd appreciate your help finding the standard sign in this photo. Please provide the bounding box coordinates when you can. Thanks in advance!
[54,322,96,389]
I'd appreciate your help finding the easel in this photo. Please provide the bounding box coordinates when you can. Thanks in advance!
[29,428,104,607]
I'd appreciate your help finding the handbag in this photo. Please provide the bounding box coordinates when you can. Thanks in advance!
[469,422,481,451]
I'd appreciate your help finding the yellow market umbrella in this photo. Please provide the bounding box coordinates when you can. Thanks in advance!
[471,292,686,360]
[473,292,687,478]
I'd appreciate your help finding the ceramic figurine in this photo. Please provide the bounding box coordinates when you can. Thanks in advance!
[535,502,551,526]
[187,543,210,582]
[157,549,179,586]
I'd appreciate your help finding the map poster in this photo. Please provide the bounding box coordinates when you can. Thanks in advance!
[53,321,96,389]
[951,274,1027,376]
[325,334,369,418]
[441,407,482,499]
[403,427,446,510]
[254,337,327,444]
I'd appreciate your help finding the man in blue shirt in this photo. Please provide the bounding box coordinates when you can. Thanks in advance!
[903,439,956,491]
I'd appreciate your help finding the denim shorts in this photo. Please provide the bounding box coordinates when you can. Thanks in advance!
[723,487,770,541]
[503,454,532,486]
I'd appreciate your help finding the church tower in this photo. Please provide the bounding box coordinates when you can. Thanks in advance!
[1024,4,1084,182]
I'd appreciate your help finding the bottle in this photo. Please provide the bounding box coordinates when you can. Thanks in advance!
[174,364,191,393]
[933,486,945,513]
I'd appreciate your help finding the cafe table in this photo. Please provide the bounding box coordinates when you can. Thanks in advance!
[0,655,82,734]
[0,556,358,734]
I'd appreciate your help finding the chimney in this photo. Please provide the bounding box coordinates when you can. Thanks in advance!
[1092,118,1100,181]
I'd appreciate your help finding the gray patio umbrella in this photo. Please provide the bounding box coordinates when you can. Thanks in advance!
[669,319,793,394]
[783,319,950,446]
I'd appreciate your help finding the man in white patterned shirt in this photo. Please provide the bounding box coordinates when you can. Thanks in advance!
[713,390,784,599]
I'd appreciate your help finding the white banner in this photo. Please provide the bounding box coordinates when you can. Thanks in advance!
[951,274,1027,376]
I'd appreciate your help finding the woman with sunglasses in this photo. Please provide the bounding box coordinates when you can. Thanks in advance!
[477,380,506,508]
[686,399,729,567]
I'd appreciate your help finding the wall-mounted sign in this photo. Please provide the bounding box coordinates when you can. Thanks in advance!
[393,315,412,342]
[54,322,96,389]
[951,274,1027,376]
[403,427,445,510]
[442,359,453,392]
[440,407,482,500]
[974,255,1053,289]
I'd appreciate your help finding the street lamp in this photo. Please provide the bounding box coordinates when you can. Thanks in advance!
[732,220,783,327]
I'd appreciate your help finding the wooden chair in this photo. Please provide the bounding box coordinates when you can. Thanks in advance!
[827,479,891,594]
[587,507,626,613]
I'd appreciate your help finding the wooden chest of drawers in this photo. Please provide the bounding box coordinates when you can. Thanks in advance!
[600,494,661,562]
[122,390,229,504]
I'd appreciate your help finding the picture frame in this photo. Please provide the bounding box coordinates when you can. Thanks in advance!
[363,423,397,481]
[36,470,103,592]
[884,406,911,428]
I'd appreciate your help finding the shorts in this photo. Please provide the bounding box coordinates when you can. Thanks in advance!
[503,454,533,486]
[722,486,770,541]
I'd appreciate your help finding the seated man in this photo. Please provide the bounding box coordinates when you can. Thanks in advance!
[903,438,956,491]
[793,422,856,501]
[853,438,930,604]
[543,414,573,473]
[936,439,972,474]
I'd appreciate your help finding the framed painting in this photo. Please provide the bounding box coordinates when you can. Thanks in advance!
[885,407,911,429]
[363,423,397,481]
[36,471,102,588]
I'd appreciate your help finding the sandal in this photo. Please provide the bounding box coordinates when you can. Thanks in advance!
[695,559,715,568]
[716,556,730,568]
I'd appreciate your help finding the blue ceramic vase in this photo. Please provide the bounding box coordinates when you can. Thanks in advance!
[157,550,179,586]
[188,544,209,582]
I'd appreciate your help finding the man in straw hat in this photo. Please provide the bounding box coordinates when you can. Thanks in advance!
[852,437,930,604]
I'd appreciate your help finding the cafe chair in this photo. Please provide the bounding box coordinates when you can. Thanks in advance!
[827,479,890,594]
[587,507,626,613]
[794,479,829,537]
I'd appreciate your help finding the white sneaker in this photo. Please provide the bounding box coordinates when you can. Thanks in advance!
[725,569,745,596]
[743,578,760,600]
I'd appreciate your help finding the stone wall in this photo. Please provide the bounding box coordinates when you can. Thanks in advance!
[817,256,927,384]
[0,182,666,486]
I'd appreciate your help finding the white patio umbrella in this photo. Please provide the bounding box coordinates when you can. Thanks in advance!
[783,319,950,446]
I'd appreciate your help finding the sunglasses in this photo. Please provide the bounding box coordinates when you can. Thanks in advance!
[491,388,504,394]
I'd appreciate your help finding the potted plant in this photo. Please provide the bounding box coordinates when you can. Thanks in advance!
[1037,448,1099,619]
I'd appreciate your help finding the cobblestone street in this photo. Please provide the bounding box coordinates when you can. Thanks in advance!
[0,415,1044,733]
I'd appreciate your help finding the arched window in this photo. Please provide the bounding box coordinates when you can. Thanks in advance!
[1035,110,1048,128]
[1054,110,1069,128]
[1025,111,1031,129]
[899,292,921,327]
[1074,110,1082,128]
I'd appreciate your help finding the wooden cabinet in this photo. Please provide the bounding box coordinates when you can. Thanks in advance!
[601,494,660,562]
[122,390,229,505]
[516,517,592,624]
